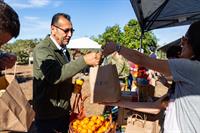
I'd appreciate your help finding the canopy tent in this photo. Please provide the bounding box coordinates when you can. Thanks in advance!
[157,38,181,52]
[67,37,101,49]
[130,0,200,32]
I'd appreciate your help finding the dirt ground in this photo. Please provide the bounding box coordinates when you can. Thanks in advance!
[2,65,167,133]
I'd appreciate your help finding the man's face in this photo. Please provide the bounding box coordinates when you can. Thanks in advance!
[51,16,74,47]
[0,32,12,47]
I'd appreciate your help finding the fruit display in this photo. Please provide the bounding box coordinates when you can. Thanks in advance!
[69,115,116,133]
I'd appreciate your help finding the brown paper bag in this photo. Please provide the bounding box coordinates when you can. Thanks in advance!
[89,64,121,103]
[125,114,157,133]
[70,93,88,122]
[0,74,35,132]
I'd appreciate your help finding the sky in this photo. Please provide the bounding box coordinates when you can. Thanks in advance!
[5,0,189,46]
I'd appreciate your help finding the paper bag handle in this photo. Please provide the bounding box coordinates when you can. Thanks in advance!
[128,114,147,128]
[71,92,89,113]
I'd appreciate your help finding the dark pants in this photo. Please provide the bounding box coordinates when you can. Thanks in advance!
[35,116,70,133]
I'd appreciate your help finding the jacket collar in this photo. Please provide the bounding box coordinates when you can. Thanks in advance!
[44,35,70,63]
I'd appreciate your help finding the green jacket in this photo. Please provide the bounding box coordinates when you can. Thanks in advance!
[33,35,87,119]
[105,53,130,79]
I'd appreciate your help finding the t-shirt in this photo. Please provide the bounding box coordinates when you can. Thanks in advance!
[168,59,200,133]
[164,100,180,133]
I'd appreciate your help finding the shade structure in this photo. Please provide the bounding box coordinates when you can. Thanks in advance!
[157,38,181,52]
[67,37,101,49]
[130,0,200,32]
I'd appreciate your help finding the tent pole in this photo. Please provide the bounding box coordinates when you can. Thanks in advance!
[140,29,144,53]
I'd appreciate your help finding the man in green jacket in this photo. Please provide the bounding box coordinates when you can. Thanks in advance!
[33,13,101,133]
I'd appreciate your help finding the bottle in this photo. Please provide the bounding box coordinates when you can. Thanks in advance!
[73,78,84,94]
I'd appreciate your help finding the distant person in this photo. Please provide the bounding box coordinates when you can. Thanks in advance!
[0,1,20,71]
[103,21,200,132]
[33,13,101,133]
[103,51,130,90]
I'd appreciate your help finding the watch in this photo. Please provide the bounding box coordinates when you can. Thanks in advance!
[116,44,121,53]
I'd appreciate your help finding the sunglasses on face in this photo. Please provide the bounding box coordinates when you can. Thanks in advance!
[53,25,75,34]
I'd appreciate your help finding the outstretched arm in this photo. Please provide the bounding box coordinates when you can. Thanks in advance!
[103,42,171,77]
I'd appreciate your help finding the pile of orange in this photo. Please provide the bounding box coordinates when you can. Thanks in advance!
[70,115,115,133]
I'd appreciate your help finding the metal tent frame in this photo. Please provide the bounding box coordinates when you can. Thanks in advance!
[130,0,200,50]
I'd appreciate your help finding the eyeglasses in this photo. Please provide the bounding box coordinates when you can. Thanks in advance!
[53,25,75,34]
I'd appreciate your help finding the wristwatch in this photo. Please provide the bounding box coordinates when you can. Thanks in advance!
[116,44,121,53]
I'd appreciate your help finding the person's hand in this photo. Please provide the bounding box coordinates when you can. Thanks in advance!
[0,53,17,70]
[157,74,169,87]
[102,42,117,56]
[83,52,102,66]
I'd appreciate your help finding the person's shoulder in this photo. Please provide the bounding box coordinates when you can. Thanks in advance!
[169,58,200,71]
[172,58,200,65]
[36,35,51,48]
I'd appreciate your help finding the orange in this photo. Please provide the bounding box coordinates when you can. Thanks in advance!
[74,119,80,124]
[72,125,77,130]
[100,126,107,132]
[104,121,110,128]
[83,118,89,125]
[82,124,87,129]
[77,127,82,132]
[80,129,87,133]
[87,129,93,133]
[90,115,97,121]
[98,116,105,121]
[80,120,85,126]
[96,119,102,125]
[96,130,103,133]
[90,125,96,131]
[88,121,95,127]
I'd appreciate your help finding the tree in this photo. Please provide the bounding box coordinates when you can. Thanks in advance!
[94,24,122,45]
[1,39,40,64]
[93,19,157,54]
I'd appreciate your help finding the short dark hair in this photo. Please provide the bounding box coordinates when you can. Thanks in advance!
[166,45,182,59]
[186,20,200,61]
[51,13,71,26]
[0,1,20,38]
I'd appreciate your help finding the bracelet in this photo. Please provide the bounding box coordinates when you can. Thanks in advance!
[116,44,121,53]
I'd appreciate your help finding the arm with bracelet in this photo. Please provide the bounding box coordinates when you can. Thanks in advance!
[103,42,170,77]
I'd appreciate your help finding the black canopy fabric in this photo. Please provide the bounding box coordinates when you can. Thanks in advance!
[130,0,200,32]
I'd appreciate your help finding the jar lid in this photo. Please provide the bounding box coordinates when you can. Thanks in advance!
[75,79,84,85]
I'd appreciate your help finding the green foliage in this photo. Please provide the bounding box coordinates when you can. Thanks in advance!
[1,39,41,64]
[92,24,122,46]
[93,19,158,54]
